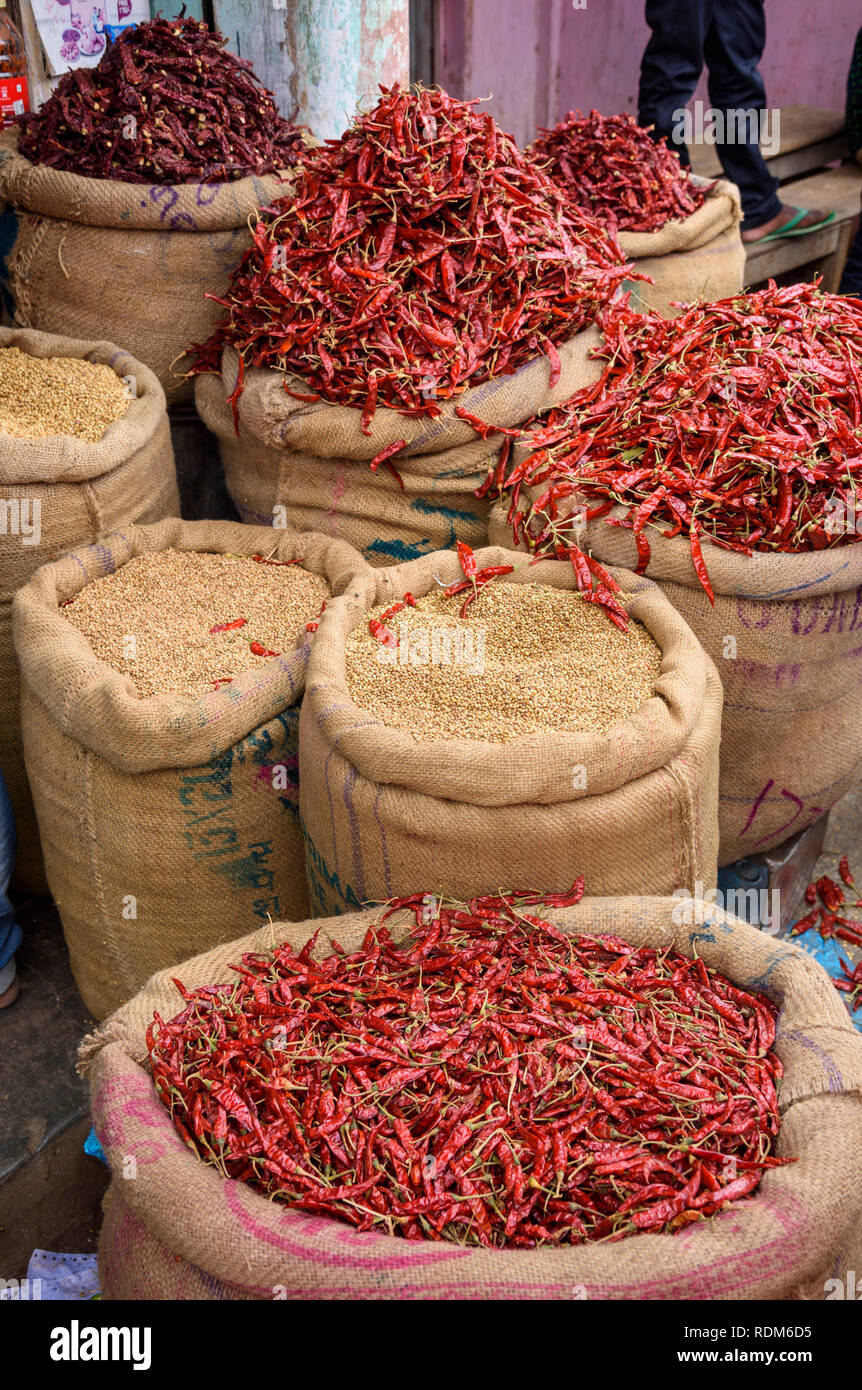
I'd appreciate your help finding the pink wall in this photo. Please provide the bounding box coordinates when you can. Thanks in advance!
[436,0,858,147]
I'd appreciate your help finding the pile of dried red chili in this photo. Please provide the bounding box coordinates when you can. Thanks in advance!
[147,886,790,1248]
[191,84,631,428]
[530,110,709,233]
[17,12,303,184]
[488,282,862,603]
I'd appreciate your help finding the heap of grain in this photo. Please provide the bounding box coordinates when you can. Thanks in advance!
[0,326,177,894]
[0,347,131,439]
[345,581,661,743]
[13,518,373,1018]
[299,545,722,911]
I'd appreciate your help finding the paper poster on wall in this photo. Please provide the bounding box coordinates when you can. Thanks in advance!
[30,0,149,76]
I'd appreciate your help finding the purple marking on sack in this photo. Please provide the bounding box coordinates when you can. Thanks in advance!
[725,658,803,691]
[736,597,773,630]
[779,1028,845,1092]
[195,182,221,207]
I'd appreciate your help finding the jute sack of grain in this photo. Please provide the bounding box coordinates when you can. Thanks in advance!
[489,499,862,865]
[82,896,862,1300]
[0,326,177,894]
[619,179,744,317]
[194,326,606,567]
[299,547,722,912]
[0,130,292,403]
[12,517,374,1018]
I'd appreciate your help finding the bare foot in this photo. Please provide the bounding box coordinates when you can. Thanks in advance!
[742,206,832,243]
[0,970,20,1011]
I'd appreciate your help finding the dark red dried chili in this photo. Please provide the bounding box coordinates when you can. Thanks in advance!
[18,11,303,184]
[530,110,710,234]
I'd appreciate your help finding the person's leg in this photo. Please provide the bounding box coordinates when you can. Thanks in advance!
[0,767,22,1009]
[638,0,712,165]
[705,0,831,237]
[839,196,862,294]
[702,0,780,226]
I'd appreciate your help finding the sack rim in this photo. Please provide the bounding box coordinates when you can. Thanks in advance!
[303,546,719,806]
[0,326,167,484]
[12,518,375,771]
[0,128,291,231]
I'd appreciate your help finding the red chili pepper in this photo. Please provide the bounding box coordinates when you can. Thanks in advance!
[252,555,302,568]
[816,875,845,913]
[839,855,855,887]
[531,110,709,233]
[489,283,862,600]
[250,640,279,657]
[209,617,247,634]
[192,84,629,438]
[149,884,789,1250]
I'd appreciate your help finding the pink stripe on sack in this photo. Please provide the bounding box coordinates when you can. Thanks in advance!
[327,465,348,533]
[223,1181,471,1270]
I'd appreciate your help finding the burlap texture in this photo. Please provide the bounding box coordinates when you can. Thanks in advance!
[619,179,744,316]
[12,518,372,1018]
[194,325,605,567]
[299,547,721,912]
[0,131,291,402]
[84,896,862,1300]
[490,500,862,864]
[0,325,177,893]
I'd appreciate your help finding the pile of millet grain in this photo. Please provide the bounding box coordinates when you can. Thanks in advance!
[0,347,130,441]
[345,580,662,742]
[63,549,330,698]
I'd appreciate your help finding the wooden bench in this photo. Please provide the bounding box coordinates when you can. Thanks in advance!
[689,105,862,291]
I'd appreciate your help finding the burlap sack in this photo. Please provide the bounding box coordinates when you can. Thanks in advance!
[299,547,721,912]
[490,501,862,865]
[0,130,291,402]
[619,179,744,316]
[0,325,177,893]
[82,895,862,1300]
[194,326,606,567]
[12,518,372,1018]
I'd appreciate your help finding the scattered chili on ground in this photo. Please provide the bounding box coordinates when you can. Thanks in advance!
[18,12,303,183]
[789,868,862,949]
[191,84,631,429]
[147,886,791,1248]
[530,110,709,233]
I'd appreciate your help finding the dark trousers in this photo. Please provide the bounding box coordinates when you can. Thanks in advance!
[638,0,782,230]
[839,195,862,294]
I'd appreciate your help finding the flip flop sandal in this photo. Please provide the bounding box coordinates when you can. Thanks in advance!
[747,209,837,244]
